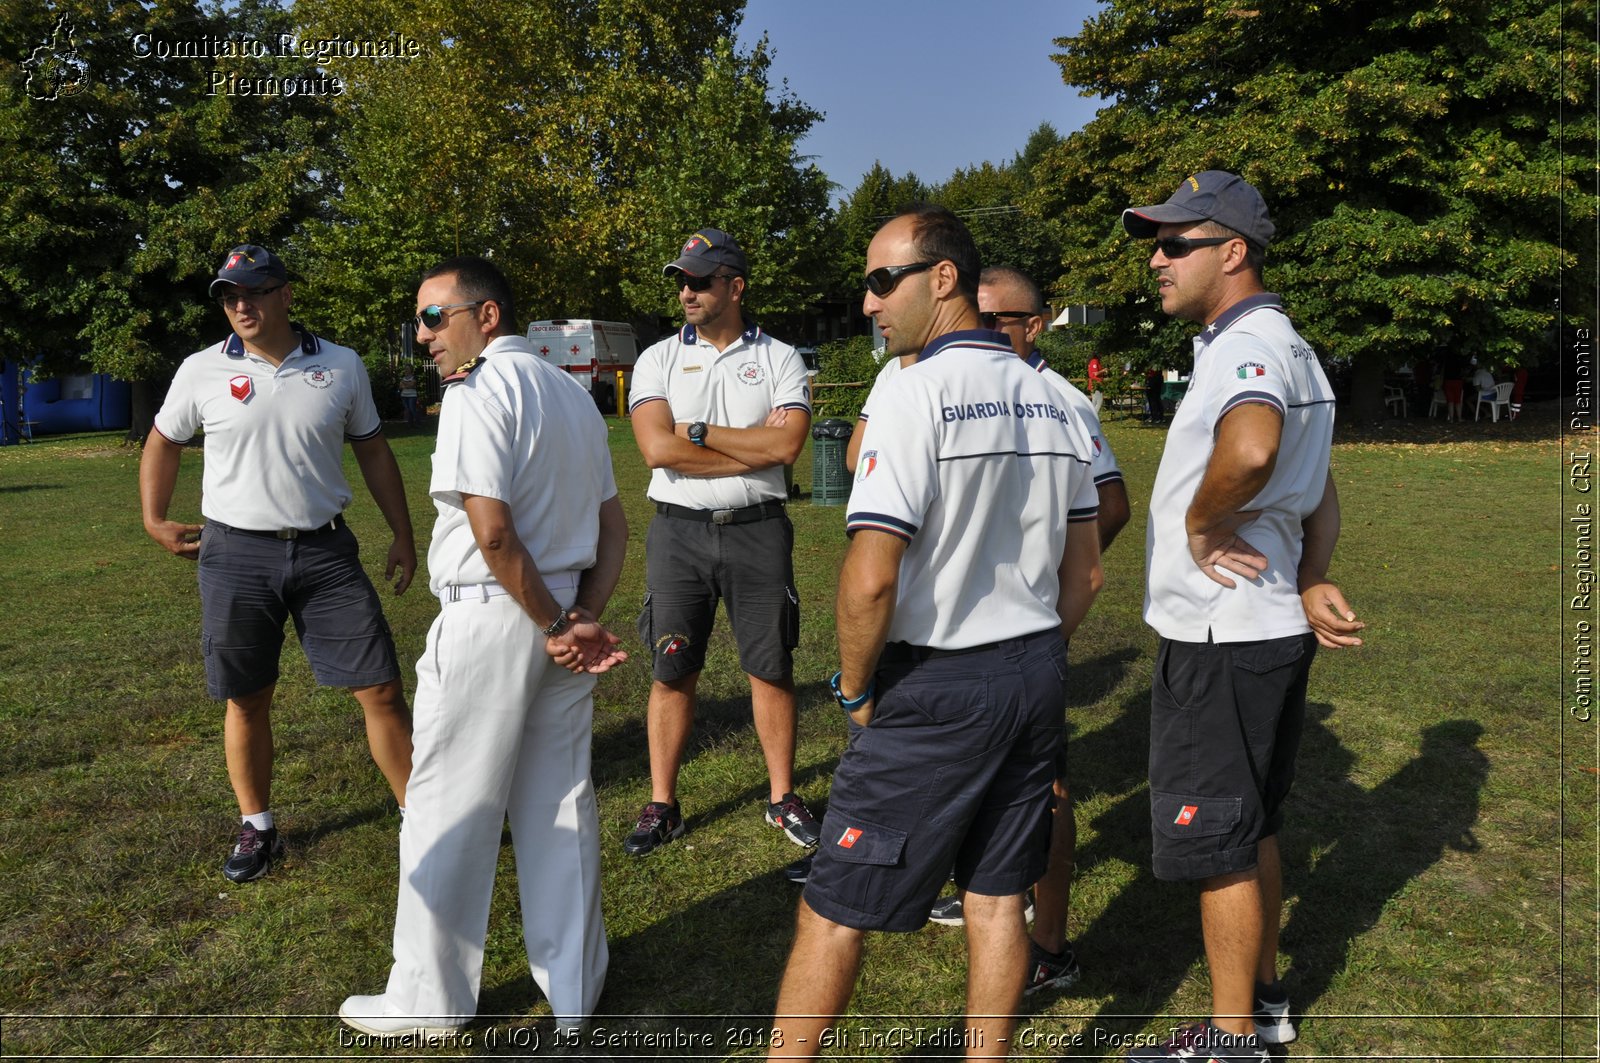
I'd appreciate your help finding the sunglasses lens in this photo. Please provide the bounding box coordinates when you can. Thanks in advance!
[864,268,891,297]
[418,307,443,329]
[1156,238,1187,258]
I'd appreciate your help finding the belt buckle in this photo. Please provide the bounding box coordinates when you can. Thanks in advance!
[274,528,299,540]
[711,508,735,525]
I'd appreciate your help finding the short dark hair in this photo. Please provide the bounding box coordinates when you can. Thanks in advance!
[422,255,519,337]
[899,203,980,302]
[979,266,1045,315]
[1196,220,1266,278]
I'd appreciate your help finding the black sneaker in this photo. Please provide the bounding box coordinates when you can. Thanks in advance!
[623,801,684,856]
[928,892,964,925]
[782,853,813,885]
[1126,1021,1267,1062]
[927,889,1035,926]
[1253,984,1296,1045]
[223,823,285,882]
[1024,939,1081,995]
[765,792,820,848]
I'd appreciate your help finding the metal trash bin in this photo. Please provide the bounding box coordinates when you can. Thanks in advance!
[810,418,854,506]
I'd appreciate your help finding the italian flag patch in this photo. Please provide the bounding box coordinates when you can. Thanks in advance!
[1236,363,1267,379]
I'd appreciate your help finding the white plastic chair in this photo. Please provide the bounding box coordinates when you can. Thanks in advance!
[1476,381,1514,422]
[1384,385,1408,417]
[1428,389,1447,418]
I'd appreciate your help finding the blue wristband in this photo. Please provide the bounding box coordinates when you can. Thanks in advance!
[829,670,874,712]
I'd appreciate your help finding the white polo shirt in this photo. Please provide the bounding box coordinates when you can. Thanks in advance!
[1026,352,1123,489]
[427,336,617,595]
[1144,293,1336,643]
[847,329,1100,650]
[857,354,903,426]
[628,322,810,509]
[153,329,382,530]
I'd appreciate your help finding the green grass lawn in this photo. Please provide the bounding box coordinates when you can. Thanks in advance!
[0,403,1591,1060]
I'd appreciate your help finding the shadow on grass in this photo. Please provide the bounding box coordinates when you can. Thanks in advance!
[0,482,65,492]
[1058,703,1488,1047]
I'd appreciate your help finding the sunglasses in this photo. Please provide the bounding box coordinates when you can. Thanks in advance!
[215,284,284,307]
[414,301,484,330]
[979,310,1035,329]
[864,261,938,297]
[674,272,739,293]
[1152,235,1237,259]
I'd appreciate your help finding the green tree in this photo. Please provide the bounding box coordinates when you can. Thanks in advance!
[827,162,930,299]
[935,123,1065,294]
[1036,0,1595,417]
[616,35,833,328]
[292,0,828,349]
[0,0,339,436]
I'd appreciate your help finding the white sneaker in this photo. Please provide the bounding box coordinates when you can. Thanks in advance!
[1253,992,1297,1045]
[339,994,464,1038]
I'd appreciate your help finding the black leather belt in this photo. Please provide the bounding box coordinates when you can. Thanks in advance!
[655,500,785,525]
[218,515,347,540]
[880,628,1061,664]
[880,639,1000,664]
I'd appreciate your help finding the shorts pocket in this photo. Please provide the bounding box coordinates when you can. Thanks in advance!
[820,814,907,867]
[1153,640,1209,709]
[636,591,653,649]
[782,584,800,651]
[1231,636,1307,676]
[1151,790,1241,841]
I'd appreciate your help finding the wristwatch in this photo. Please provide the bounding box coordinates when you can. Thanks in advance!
[543,610,572,638]
[829,670,874,713]
[688,421,708,447]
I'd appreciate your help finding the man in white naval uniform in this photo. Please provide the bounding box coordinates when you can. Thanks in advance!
[341,255,628,1036]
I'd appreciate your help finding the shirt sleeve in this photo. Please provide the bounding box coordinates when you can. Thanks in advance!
[769,342,811,413]
[1207,331,1290,427]
[345,354,383,440]
[628,341,669,412]
[152,356,201,443]
[430,379,515,509]
[844,373,937,542]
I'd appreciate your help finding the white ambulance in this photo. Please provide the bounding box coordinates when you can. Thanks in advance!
[526,319,639,411]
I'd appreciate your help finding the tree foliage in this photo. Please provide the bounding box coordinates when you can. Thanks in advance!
[292,0,830,348]
[0,0,337,426]
[1035,0,1596,411]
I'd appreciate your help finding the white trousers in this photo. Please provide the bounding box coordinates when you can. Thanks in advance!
[382,589,607,1025]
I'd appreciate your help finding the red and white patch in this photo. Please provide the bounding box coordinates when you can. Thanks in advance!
[656,634,689,656]
[229,375,252,402]
[837,826,863,849]
[737,361,766,386]
[857,451,877,481]
[1174,804,1198,826]
[225,253,244,270]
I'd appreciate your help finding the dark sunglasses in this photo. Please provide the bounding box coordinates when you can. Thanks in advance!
[674,271,739,293]
[979,310,1035,329]
[864,261,938,297]
[215,284,284,307]
[414,301,484,330]
[1152,235,1237,259]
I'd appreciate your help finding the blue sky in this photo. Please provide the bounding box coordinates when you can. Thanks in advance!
[735,0,1108,201]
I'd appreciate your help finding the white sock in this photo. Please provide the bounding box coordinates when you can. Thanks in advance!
[242,810,274,831]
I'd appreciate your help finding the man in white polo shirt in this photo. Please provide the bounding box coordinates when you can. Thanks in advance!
[1120,172,1345,1063]
[924,264,1133,987]
[769,206,1103,1057]
[341,256,627,1036]
[139,243,416,883]
[625,227,818,857]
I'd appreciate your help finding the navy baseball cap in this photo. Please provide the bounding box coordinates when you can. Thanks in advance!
[1122,171,1275,248]
[208,244,289,296]
[662,228,748,278]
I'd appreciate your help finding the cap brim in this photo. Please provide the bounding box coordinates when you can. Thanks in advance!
[1122,204,1208,237]
[208,277,232,296]
[662,259,710,279]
